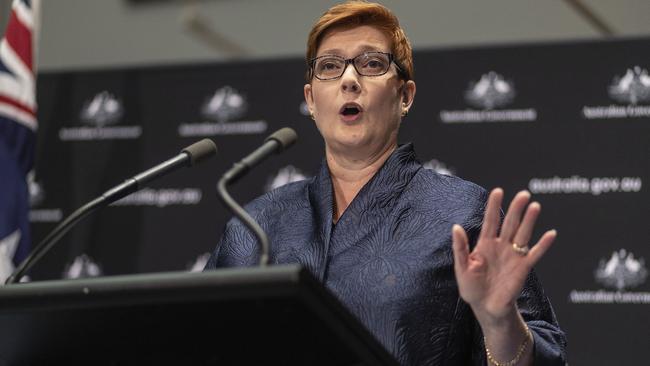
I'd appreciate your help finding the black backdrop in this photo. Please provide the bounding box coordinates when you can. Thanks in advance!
[30,37,650,364]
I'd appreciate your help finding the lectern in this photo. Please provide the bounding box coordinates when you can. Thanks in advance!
[0,264,398,365]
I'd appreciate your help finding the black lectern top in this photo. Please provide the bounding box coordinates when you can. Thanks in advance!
[0,265,398,365]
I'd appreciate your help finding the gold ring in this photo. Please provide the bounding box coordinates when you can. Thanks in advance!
[512,242,530,256]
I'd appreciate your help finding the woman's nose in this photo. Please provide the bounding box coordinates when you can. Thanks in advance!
[340,65,361,93]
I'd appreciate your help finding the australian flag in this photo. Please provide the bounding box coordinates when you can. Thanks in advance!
[0,0,39,282]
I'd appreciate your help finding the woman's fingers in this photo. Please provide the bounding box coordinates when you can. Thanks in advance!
[526,229,557,266]
[479,188,504,241]
[512,201,541,248]
[500,190,531,242]
[473,189,554,272]
[452,224,470,273]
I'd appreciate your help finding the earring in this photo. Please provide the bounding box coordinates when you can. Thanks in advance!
[309,112,315,120]
[401,102,409,117]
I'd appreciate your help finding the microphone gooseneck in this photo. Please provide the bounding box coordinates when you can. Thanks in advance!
[102,139,218,203]
[5,139,218,285]
[217,127,298,267]
[221,127,297,184]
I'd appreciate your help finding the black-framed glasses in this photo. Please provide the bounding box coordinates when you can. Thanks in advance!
[308,51,405,81]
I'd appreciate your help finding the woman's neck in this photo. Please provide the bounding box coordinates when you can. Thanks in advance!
[326,142,397,223]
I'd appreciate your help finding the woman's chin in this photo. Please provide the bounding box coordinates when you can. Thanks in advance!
[327,136,381,155]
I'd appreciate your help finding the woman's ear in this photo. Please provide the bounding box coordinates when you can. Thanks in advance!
[402,80,416,108]
[400,80,416,116]
[304,83,315,118]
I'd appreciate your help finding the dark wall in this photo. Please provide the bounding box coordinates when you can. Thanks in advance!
[31,38,650,365]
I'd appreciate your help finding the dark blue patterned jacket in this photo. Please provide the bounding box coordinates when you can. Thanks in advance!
[205,143,567,365]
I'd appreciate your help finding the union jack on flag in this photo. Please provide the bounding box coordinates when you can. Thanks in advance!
[0,0,40,282]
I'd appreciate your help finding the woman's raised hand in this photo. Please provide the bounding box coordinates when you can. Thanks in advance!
[451,188,556,323]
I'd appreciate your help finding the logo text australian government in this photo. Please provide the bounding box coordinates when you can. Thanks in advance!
[439,71,537,123]
[178,86,267,137]
[582,66,650,119]
[58,91,142,141]
[569,249,650,305]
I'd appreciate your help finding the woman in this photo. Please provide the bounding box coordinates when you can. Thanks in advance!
[206,1,567,365]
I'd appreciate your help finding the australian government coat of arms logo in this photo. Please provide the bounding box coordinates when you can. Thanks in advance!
[80,91,124,127]
[422,158,456,176]
[464,71,515,110]
[201,86,248,122]
[594,249,648,290]
[582,66,650,119]
[63,254,103,279]
[59,90,142,141]
[27,171,63,223]
[178,85,267,137]
[439,71,537,123]
[569,248,650,304]
[265,165,308,192]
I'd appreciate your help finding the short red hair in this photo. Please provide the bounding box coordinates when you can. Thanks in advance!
[305,1,414,82]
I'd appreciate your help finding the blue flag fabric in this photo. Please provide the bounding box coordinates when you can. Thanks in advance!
[0,0,38,278]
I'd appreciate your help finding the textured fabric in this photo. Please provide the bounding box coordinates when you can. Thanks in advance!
[205,143,567,365]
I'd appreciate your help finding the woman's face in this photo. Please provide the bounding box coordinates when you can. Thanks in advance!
[304,25,415,157]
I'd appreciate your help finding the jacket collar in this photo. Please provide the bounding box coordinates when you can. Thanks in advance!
[309,143,422,238]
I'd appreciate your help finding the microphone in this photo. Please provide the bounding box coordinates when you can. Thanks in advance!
[221,127,297,184]
[217,127,298,266]
[6,139,218,285]
[102,139,217,202]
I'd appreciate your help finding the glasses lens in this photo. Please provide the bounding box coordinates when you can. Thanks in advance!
[314,56,345,79]
[354,53,390,76]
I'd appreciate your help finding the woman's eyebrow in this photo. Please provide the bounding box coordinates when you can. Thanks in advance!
[317,45,384,57]
[317,48,344,56]
[356,45,383,53]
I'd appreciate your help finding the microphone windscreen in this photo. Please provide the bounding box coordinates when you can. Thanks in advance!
[265,127,298,152]
[182,139,218,166]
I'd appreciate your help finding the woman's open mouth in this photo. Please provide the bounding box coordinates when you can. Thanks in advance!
[339,103,363,122]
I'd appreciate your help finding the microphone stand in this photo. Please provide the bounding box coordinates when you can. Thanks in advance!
[217,177,270,266]
[6,197,106,284]
[215,128,297,267]
[6,139,217,285]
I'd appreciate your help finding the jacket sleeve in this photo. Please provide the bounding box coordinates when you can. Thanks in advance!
[518,271,568,365]
[204,218,260,270]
